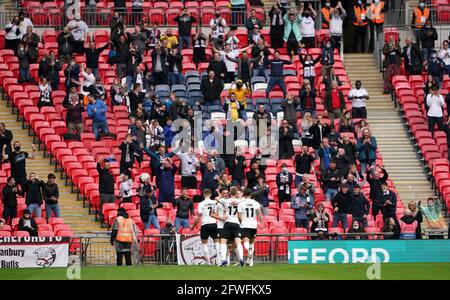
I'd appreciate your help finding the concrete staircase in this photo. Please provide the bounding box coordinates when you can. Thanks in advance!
[344,53,434,205]
[0,97,104,234]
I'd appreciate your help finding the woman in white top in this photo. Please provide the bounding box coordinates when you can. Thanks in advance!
[5,16,22,55]
[79,64,96,96]
[38,77,53,108]
[438,40,450,74]
[300,3,317,49]
[426,85,445,134]
[329,1,346,52]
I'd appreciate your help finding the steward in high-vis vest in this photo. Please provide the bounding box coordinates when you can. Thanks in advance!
[352,1,368,53]
[368,0,386,52]
[400,209,420,239]
[412,1,430,30]
[111,207,138,266]
[321,1,331,29]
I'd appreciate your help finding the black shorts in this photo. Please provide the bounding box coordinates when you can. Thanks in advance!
[241,228,257,239]
[221,222,241,240]
[200,223,218,240]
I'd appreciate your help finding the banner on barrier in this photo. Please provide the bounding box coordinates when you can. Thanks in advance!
[288,240,450,264]
[0,236,69,268]
[176,234,218,265]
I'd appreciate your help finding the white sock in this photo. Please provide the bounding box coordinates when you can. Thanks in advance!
[236,243,244,261]
[220,244,228,262]
[227,246,231,263]
[215,242,221,262]
[202,244,210,261]
[249,243,254,258]
[243,241,250,251]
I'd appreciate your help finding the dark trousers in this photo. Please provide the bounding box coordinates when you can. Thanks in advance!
[14,176,27,193]
[286,39,299,56]
[231,5,246,26]
[266,76,287,97]
[352,107,367,119]
[117,251,132,266]
[369,22,383,52]
[277,191,291,203]
[120,162,133,177]
[270,34,284,49]
[152,72,168,86]
[225,72,235,84]
[131,7,143,25]
[384,64,400,93]
[301,37,315,49]
[428,116,444,134]
[353,26,367,53]
[181,176,197,189]
[331,35,342,52]
[3,206,17,224]
[72,40,84,54]
[295,219,309,230]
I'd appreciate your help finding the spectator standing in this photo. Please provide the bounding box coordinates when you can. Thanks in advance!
[114,34,130,80]
[283,8,303,55]
[281,94,299,133]
[174,187,195,232]
[57,27,74,62]
[167,47,184,86]
[399,209,418,239]
[207,52,227,82]
[39,52,61,90]
[407,201,423,239]
[230,149,246,187]
[193,31,208,66]
[438,40,450,75]
[97,157,115,221]
[176,148,200,190]
[269,3,287,50]
[110,208,138,266]
[0,123,13,163]
[67,14,89,54]
[276,163,293,203]
[299,79,317,117]
[420,20,438,61]
[200,161,220,199]
[18,209,38,237]
[18,11,33,37]
[310,203,330,238]
[368,0,386,53]
[246,162,263,190]
[379,182,397,220]
[324,81,345,123]
[366,164,388,216]
[17,42,32,84]
[351,185,370,227]
[201,71,224,106]
[87,94,109,140]
[252,176,270,215]
[119,134,135,177]
[84,41,110,77]
[265,50,292,98]
[338,134,357,164]
[352,1,368,53]
[140,185,161,230]
[331,183,351,229]
[231,0,246,26]
[291,183,314,229]
[308,116,330,150]
[245,9,264,44]
[2,142,36,190]
[402,37,423,76]
[118,174,133,203]
[150,45,168,86]
[329,2,346,52]
[348,80,369,119]
[210,12,228,47]
[420,197,447,239]
[156,159,178,204]
[321,0,332,29]
[174,9,197,50]
[299,54,321,84]
[321,160,340,202]
[2,177,21,224]
[300,3,317,49]
[426,86,445,134]
[63,88,84,136]
[279,119,295,159]
[131,0,143,26]
[322,67,343,93]
[23,172,45,217]
[38,77,52,108]
[357,128,378,175]
[5,16,21,55]
[148,22,161,50]
[21,26,39,64]
[426,52,446,88]
[317,137,337,172]
[382,36,402,94]
[294,146,315,187]
[412,1,430,40]
[64,56,80,91]
[43,173,60,219]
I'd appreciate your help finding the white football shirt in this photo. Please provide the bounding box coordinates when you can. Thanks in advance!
[214,201,227,229]
[221,198,242,225]
[198,199,217,226]
[238,198,261,229]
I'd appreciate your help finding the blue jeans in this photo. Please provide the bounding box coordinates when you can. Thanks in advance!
[253,66,269,82]
[266,76,287,97]
[126,76,134,91]
[360,161,375,176]
[174,217,190,232]
[332,213,348,229]
[179,35,191,49]
[422,48,434,61]
[169,72,183,86]
[93,120,109,140]
[294,175,304,189]
[45,204,60,219]
[20,67,31,82]
[325,188,338,202]
[91,68,99,78]
[232,179,246,187]
[144,214,160,230]
[27,203,42,218]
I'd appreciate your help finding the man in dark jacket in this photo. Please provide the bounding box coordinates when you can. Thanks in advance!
[119,134,135,178]
[299,80,317,117]
[200,161,220,199]
[38,52,61,90]
[265,50,292,98]
[151,45,168,86]
[43,173,60,220]
[140,184,161,230]
[269,3,287,50]
[23,172,45,218]
[332,184,351,229]
[245,9,264,44]
[281,95,300,133]
[174,9,197,49]
[174,187,195,232]
[402,37,423,75]
[367,165,388,216]
[379,182,397,220]
[420,20,438,61]
[207,52,227,81]
[308,116,331,150]
[167,47,183,86]
[382,36,402,94]
[230,149,246,187]
[2,177,21,224]
[156,159,178,204]
[97,157,115,221]
[276,163,293,203]
[321,160,340,202]
[200,70,224,106]
[426,51,446,88]
[57,27,74,62]
[84,41,110,77]
[322,67,343,93]
[126,47,142,90]
[351,185,370,227]
[246,161,264,190]
[114,34,130,79]
[279,119,295,159]
[294,146,315,187]
[18,209,38,236]
[0,123,13,162]
[2,141,36,191]
[338,135,357,164]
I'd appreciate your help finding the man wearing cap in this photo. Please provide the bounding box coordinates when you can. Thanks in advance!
[246,9,264,45]
[18,209,38,236]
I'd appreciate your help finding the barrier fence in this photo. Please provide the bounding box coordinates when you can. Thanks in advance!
[67,231,448,266]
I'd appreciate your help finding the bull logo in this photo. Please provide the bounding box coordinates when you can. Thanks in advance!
[33,247,57,267]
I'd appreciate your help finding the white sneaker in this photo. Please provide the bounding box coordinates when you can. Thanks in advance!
[248,260,254,267]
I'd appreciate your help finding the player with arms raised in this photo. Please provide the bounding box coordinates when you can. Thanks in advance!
[238,188,264,266]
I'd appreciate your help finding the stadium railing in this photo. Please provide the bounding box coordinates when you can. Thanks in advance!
[63,231,450,266]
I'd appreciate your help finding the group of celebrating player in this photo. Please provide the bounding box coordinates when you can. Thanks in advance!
[191,187,264,267]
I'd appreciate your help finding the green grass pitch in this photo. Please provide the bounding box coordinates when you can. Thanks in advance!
[0,263,449,280]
